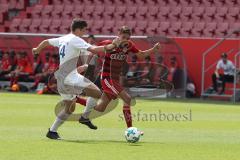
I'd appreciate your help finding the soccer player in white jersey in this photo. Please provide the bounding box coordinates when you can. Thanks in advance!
[32,19,119,140]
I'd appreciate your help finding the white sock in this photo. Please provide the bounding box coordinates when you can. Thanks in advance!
[50,109,70,132]
[82,97,97,118]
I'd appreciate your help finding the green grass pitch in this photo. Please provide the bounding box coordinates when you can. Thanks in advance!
[0,92,240,160]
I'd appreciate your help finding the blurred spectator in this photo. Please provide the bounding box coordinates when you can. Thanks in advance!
[32,53,43,75]
[126,55,140,86]
[212,53,235,94]
[139,56,153,85]
[0,51,12,79]
[9,52,31,86]
[153,56,169,85]
[31,54,59,90]
[167,56,178,82]
[87,34,96,44]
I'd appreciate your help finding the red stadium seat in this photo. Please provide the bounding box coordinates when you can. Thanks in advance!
[93,6,104,19]
[82,5,95,20]
[191,0,203,6]
[31,5,43,18]
[91,20,104,34]
[62,0,73,5]
[135,0,146,5]
[60,19,72,34]
[19,18,31,33]
[41,5,53,19]
[203,7,217,22]
[192,7,205,22]
[203,22,217,37]
[39,19,52,33]
[72,0,82,4]
[49,19,61,33]
[114,6,126,20]
[169,6,182,21]
[72,5,84,18]
[215,22,229,37]
[9,18,21,32]
[136,6,148,20]
[180,22,194,37]
[180,6,193,22]
[113,20,125,33]
[0,4,9,13]
[213,0,226,7]
[215,7,228,22]
[102,20,115,35]
[52,5,64,19]
[15,0,26,10]
[179,0,191,6]
[29,19,42,33]
[146,21,159,36]
[135,21,147,35]
[125,6,137,20]
[83,0,94,5]
[9,0,17,9]
[226,7,239,22]
[146,6,158,21]
[157,7,170,21]
[156,0,168,6]
[202,0,214,6]
[103,6,115,20]
[225,0,238,6]
[192,22,205,37]
[169,22,182,36]
[62,5,74,19]
[126,20,137,31]
[103,0,114,5]
[52,0,62,5]
[168,0,180,6]
[157,22,170,36]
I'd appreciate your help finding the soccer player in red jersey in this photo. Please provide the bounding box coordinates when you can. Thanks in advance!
[80,26,160,130]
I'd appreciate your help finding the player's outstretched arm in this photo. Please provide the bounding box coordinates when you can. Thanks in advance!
[87,38,126,54]
[32,40,51,55]
[136,43,161,59]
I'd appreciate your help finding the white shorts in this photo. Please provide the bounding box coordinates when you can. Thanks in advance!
[57,69,92,100]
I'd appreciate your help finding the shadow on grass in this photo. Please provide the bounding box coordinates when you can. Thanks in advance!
[61,139,147,146]
[139,97,240,106]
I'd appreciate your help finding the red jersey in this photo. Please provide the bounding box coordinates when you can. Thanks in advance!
[99,40,139,81]
[47,62,58,73]
[1,58,11,71]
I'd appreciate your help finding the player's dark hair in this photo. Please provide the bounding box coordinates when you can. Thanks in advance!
[221,52,227,58]
[71,19,87,31]
[119,26,132,35]
[88,34,95,39]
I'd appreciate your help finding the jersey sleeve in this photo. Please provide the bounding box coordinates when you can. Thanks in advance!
[48,38,60,47]
[98,40,112,46]
[129,41,140,53]
[72,37,92,49]
[216,60,222,70]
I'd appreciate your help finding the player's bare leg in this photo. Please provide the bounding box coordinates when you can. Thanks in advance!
[47,100,76,140]
[78,83,102,129]
[93,93,112,112]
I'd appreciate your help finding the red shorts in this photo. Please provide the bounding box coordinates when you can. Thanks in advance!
[101,78,124,100]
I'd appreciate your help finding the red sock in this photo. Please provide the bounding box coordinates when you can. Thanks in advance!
[76,97,87,106]
[123,105,132,128]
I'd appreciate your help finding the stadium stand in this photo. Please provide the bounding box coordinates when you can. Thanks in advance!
[0,0,240,37]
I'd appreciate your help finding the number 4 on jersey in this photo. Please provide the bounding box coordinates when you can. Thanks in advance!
[60,45,65,58]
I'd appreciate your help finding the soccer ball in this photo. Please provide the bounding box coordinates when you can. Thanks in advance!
[124,127,141,143]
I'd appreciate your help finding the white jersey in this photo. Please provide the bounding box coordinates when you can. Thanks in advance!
[216,59,235,76]
[48,33,92,66]
[48,34,93,100]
